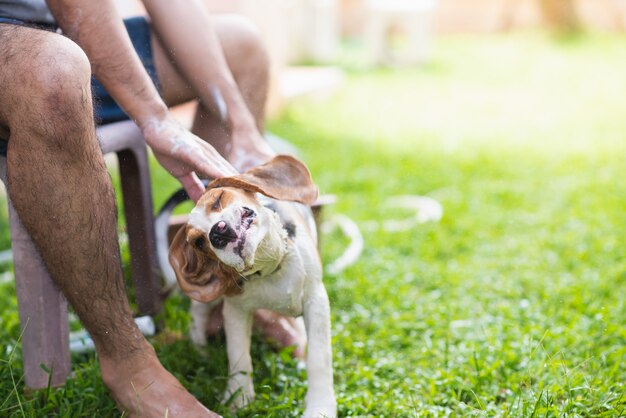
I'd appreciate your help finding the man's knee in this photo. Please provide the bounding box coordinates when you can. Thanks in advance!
[5,33,93,134]
[227,15,266,54]
[216,15,270,78]
[30,36,92,116]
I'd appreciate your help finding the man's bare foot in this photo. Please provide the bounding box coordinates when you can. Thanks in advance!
[100,343,221,417]
[205,304,307,359]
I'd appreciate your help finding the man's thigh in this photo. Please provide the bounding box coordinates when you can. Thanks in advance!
[152,14,262,107]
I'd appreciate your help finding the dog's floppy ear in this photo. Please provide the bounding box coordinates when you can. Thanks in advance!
[168,226,226,303]
[207,155,318,205]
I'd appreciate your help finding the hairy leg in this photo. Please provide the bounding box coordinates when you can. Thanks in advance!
[153,14,269,158]
[0,24,217,417]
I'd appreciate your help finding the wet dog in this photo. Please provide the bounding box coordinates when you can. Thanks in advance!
[169,156,336,417]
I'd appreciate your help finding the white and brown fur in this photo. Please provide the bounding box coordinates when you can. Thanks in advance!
[169,156,336,417]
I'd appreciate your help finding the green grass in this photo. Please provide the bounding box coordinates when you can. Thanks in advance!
[2,31,626,416]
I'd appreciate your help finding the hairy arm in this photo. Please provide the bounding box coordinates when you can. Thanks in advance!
[142,0,255,132]
[141,0,274,170]
[45,0,237,201]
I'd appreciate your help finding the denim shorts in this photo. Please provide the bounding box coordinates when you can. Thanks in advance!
[0,16,160,157]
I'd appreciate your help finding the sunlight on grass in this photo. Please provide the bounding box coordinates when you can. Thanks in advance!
[1,32,625,416]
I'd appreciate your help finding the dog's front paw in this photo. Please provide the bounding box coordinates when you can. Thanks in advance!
[305,391,336,418]
[223,373,255,410]
[303,403,337,418]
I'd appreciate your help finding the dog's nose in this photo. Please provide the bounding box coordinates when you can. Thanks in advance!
[209,221,237,249]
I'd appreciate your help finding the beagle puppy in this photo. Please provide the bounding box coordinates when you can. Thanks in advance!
[169,156,336,418]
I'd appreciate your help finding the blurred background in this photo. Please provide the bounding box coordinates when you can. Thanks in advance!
[110,0,626,116]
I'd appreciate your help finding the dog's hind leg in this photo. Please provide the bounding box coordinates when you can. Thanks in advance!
[303,283,337,418]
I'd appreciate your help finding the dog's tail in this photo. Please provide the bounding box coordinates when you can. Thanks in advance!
[155,187,195,294]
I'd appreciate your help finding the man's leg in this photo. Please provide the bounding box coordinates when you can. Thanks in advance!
[0,24,217,417]
[154,14,269,156]
[151,15,307,357]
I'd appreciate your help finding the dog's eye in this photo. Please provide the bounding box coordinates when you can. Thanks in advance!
[211,191,223,210]
[194,237,206,251]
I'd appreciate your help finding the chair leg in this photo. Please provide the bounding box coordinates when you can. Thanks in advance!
[0,159,70,389]
[116,146,162,316]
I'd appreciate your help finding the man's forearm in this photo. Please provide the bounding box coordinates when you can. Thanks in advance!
[141,0,259,135]
[46,0,168,127]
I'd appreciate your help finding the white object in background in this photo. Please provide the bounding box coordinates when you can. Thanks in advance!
[0,271,12,285]
[322,214,364,275]
[361,195,444,232]
[246,0,340,65]
[278,66,345,100]
[70,316,156,354]
[135,315,156,336]
[0,249,12,266]
[364,0,438,66]
[381,195,443,232]
[69,330,95,354]
[303,0,341,63]
[241,0,295,71]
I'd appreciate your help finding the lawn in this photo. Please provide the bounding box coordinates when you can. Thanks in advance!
[1,31,626,416]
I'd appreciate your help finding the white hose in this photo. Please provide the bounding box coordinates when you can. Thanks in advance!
[323,195,443,274]
[322,214,364,275]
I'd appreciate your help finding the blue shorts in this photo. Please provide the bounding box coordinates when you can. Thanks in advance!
[0,16,160,157]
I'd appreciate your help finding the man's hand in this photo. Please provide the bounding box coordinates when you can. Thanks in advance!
[141,116,238,202]
[229,128,276,172]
